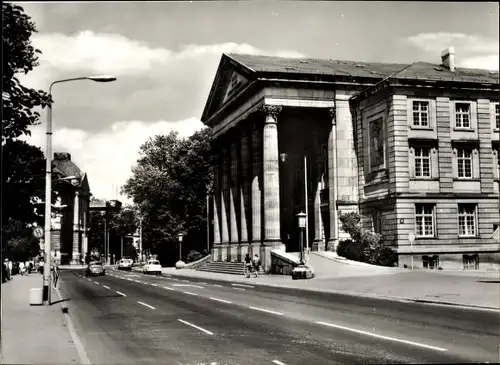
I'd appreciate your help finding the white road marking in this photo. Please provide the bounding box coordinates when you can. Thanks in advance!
[249,307,284,316]
[316,321,448,352]
[180,279,190,282]
[163,286,175,291]
[151,283,158,287]
[102,285,110,289]
[137,301,156,310]
[199,282,207,285]
[126,278,133,281]
[183,291,198,296]
[232,283,254,288]
[133,280,140,283]
[93,281,100,285]
[116,291,126,297]
[209,297,232,304]
[172,284,204,289]
[272,360,287,365]
[233,287,246,291]
[178,319,213,335]
[212,284,223,287]
[86,278,92,282]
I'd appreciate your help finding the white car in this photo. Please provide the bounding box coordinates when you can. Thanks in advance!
[143,260,162,275]
[117,259,133,271]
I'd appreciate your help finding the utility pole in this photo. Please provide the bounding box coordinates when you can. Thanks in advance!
[139,215,143,263]
[121,235,123,259]
[206,192,210,253]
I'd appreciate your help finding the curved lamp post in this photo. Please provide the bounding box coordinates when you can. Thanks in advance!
[43,75,116,305]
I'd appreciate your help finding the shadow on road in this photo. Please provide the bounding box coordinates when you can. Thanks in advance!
[477,280,500,284]
[51,298,70,305]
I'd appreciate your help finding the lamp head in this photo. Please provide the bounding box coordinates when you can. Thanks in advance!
[177,233,184,242]
[297,211,307,229]
[87,75,117,82]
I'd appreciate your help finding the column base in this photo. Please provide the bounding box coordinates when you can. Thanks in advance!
[311,239,325,252]
[260,241,285,273]
[250,242,261,258]
[220,244,229,262]
[211,244,222,262]
[238,243,250,262]
[229,244,239,262]
[327,238,338,253]
[71,252,82,265]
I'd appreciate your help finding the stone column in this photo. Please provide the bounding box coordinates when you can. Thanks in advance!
[312,144,325,251]
[261,105,285,271]
[239,129,250,260]
[251,123,262,257]
[72,191,81,263]
[220,147,230,261]
[212,158,222,261]
[327,107,339,252]
[229,140,240,261]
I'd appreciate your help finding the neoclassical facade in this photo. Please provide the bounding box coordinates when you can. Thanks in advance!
[202,52,499,271]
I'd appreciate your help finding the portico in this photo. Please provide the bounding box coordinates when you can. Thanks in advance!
[202,54,367,272]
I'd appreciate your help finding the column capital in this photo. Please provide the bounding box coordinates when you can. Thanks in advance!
[329,107,336,125]
[261,105,282,120]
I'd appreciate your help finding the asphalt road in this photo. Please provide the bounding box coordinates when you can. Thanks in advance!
[58,268,499,365]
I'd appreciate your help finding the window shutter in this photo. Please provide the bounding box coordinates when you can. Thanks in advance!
[470,102,478,129]
[409,147,415,178]
[452,148,458,178]
[472,149,480,179]
[431,147,439,178]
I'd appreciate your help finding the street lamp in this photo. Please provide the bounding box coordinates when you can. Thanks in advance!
[43,75,116,305]
[296,212,306,265]
[176,232,186,269]
[292,211,314,280]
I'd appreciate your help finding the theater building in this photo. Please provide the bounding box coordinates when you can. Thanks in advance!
[201,49,499,271]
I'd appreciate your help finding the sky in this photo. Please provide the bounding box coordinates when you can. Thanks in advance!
[16,1,499,204]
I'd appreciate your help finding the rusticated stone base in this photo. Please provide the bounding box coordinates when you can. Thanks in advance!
[211,244,221,262]
[260,242,286,273]
[220,244,229,262]
[311,239,325,252]
[229,244,239,262]
[238,243,250,262]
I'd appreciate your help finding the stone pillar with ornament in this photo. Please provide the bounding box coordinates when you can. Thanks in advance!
[312,138,325,251]
[261,105,285,271]
[72,191,81,264]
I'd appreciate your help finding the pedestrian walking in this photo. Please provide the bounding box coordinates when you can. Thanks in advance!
[244,253,252,277]
[252,254,261,278]
[7,260,12,279]
[53,263,60,287]
[19,261,26,276]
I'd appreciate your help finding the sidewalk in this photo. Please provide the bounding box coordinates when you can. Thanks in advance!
[0,274,81,364]
[139,266,500,311]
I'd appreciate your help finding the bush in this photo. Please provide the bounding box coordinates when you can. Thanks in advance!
[185,250,203,263]
[336,239,366,262]
[367,244,398,267]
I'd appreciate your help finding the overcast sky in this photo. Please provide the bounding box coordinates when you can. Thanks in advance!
[17,1,499,204]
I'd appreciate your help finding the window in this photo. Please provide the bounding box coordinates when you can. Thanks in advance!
[369,117,384,168]
[457,148,473,178]
[415,204,435,237]
[414,147,431,177]
[495,103,499,130]
[458,204,477,237]
[412,101,429,127]
[455,103,471,128]
[493,148,499,180]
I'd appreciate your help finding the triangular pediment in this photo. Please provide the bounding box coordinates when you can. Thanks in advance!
[201,54,255,125]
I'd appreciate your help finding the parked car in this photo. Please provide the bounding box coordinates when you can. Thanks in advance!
[117,259,133,271]
[143,260,162,275]
[86,261,105,277]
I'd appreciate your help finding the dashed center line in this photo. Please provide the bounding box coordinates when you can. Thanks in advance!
[137,301,156,310]
[316,321,447,352]
[233,287,246,291]
[209,297,232,304]
[163,286,175,291]
[93,281,100,285]
[178,319,213,335]
[249,306,284,316]
[232,283,254,288]
[102,285,110,289]
[116,291,126,297]
[212,284,223,287]
[272,360,287,365]
[151,283,158,287]
[183,291,198,296]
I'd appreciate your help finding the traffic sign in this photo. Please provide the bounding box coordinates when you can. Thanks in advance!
[33,227,44,239]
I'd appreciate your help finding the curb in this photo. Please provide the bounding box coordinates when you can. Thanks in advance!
[54,286,91,365]
[156,270,500,313]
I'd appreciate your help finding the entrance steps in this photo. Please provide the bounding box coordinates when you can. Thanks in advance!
[197,260,264,275]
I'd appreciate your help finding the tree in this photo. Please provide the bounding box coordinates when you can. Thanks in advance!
[122,128,214,265]
[2,2,51,142]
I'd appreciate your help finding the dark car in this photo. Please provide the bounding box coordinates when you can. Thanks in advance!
[86,261,105,277]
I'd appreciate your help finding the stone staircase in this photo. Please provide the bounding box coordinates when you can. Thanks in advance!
[197,260,264,275]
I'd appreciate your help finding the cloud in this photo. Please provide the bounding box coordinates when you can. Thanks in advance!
[22,118,206,204]
[406,32,499,70]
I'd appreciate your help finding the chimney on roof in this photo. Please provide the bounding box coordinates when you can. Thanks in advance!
[54,152,71,161]
[441,47,455,72]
